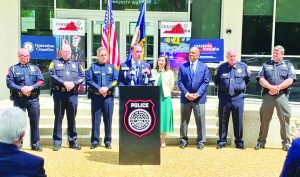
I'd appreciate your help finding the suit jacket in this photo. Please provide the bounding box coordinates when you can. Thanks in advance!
[151,69,174,97]
[0,142,46,177]
[280,138,300,177]
[177,60,210,104]
[118,60,153,86]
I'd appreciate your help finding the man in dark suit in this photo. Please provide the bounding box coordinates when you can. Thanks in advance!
[280,138,300,177]
[0,107,46,176]
[177,47,210,149]
[118,43,153,86]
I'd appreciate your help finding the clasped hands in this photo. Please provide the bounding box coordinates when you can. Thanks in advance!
[98,87,109,97]
[186,93,199,101]
[63,81,75,92]
[21,86,34,96]
[268,85,281,95]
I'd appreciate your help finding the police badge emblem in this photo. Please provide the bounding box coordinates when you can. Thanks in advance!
[237,68,242,73]
[108,67,112,74]
[123,100,156,138]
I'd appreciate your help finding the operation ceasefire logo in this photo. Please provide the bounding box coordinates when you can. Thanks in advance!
[123,100,156,138]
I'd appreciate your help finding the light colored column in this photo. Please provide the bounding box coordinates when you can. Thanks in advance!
[0,1,20,100]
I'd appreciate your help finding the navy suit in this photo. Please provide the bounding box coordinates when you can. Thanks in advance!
[86,62,118,146]
[214,61,250,145]
[49,58,85,147]
[280,138,300,177]
[178,60,210,144]
[118,59,153,86]
[0,142,46,177]
[6,63,44,148]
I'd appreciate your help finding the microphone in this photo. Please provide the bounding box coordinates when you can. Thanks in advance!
[130,67,136,86]
[142,68,150,85]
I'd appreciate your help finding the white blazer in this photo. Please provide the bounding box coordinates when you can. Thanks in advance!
[151,69,174,97]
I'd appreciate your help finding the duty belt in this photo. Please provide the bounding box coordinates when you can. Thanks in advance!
[52,85,78,93]
[92,90,113,96]
[263,89,287,95]
[16,91,39,98]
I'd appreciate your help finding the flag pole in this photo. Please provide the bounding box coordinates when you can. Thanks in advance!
[107,0,111,61]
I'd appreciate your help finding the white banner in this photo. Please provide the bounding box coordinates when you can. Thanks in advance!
[52,19,85,36]
[160,22,191,37]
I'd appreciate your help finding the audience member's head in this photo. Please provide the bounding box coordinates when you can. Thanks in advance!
[0,107,26,147]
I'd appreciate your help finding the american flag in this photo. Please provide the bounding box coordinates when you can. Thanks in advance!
[101,1,120,69]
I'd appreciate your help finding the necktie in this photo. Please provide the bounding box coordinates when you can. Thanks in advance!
[101,67,106,86]
[190,63,195,78]
[229,68,235,96]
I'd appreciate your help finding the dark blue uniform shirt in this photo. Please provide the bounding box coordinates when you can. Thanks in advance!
[214,61,251,95]
[49,58,84,87]
[86,63,118,92]
[256,60,296,85]
[6,63,44,93]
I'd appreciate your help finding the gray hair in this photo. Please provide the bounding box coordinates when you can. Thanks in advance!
[97,47,107,54]
[0,107,27,144]
[274,45,285,54]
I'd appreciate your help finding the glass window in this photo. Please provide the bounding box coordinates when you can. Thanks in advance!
[56,0,100,10]
[191,0,221,38]
[275,0,300,55]
[242,0,273,55]
[102,0,188,12]
[21,0,54,34]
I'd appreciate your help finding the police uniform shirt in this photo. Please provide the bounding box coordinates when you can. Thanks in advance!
[86,63,118,91]
[6,63,44,91]
[256,60,297,85]
[49,58,85,86]
[214,61,251,94]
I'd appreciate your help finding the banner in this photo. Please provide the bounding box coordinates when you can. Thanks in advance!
[189,39,224,62]
[52,19,85,36]
[160,22,191,38]
[21,35,56,60]
[52,19,86,67]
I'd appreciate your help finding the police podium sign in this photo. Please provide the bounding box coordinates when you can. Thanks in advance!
[119,86,160,165]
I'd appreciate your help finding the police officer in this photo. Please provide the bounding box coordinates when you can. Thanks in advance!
[214,49,251,149]
[118,43,153,86]
[86,47,118,149]
[49,44,84,151]
[255,45,296,151]
[6,48,44,151]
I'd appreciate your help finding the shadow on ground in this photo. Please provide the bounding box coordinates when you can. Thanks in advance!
[84,150,119,165]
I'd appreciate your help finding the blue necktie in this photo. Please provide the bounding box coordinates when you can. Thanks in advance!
[229,68,235,96]
[190,63,195,78]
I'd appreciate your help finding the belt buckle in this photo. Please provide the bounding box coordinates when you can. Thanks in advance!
[61,87,66,92]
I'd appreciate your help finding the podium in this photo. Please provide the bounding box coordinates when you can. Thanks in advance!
[119,86,160,165]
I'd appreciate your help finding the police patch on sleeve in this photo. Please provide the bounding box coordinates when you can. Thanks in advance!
[291,65,295,74]
[48,61,54,69]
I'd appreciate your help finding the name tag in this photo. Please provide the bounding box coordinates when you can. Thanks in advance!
[122,67,129,71]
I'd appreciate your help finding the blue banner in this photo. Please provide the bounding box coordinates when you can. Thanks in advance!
[189,39,224,62]
[21,35,56,60]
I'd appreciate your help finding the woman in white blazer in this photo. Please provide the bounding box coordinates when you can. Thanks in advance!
[151,55,174,147]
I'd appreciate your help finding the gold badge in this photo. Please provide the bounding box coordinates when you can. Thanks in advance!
[30,66,36,72]
[237,68,242,73]
[72,64,76,69]
[267,65,273,70]
[48,61,54,69]
[108,67,112,74]
[282,64,287,68]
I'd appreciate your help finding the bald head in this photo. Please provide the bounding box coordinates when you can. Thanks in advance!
[61,44,72,60]
[226,49,238,66]
[189,47,200,62]
[18,48,30,64]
